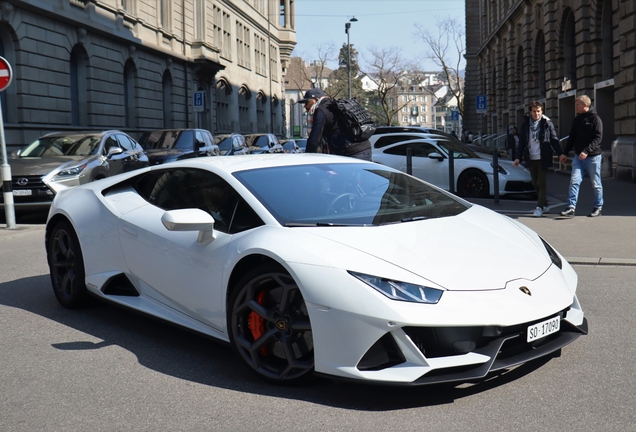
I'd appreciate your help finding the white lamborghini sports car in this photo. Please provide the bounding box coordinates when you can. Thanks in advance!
[45,154,588,385]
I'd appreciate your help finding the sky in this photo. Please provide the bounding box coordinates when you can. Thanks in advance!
[291,0,466,72]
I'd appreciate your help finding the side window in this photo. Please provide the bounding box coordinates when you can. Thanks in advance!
[234,135,246,150]
[197,130,213,147]
[174,130,195,150]
[116,134,136,151]
[134,168,262,234]
[103,136,121,155]
[384,143,439,157]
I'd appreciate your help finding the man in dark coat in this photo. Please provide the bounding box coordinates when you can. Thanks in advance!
[559,95,604,217]
[513,101,564,217]
[299,89,371,160]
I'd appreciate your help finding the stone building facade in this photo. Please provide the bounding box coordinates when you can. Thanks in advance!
[464,0,636,181]
[0,0,296,153]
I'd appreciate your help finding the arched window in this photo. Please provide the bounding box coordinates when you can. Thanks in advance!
[256,92,266,132]
[563,10,576,87]
[535,32,546,98]
[70,45,88,126]
[601,0,614,79]
[215,79,232,131]
[124,59,137,129]
[516,46,524,106]
[162,70,173,128]
[238,85,251,132]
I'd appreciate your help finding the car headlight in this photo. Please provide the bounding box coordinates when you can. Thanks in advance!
[349,271,443,304]
[490,162,508,175]
[55,164,87,177]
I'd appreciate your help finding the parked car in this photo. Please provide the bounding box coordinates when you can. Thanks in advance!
[280,138,302,153]
[371,133,534,198]
[214,133,250,156]
[138,129,219,165]
[296,138,307,152]
[244,133,285,154]
[45,154,587,385]
[1,130,148,211]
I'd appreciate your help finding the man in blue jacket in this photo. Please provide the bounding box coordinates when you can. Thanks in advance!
[559,95,604,217]
[514,101,564,217]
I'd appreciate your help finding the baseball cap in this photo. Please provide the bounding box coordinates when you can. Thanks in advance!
[298,88,326,103]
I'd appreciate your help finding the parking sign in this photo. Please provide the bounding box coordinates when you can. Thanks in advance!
[193,91,206,113]
[476,95,487,114]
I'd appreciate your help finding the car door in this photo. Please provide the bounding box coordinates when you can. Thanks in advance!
[118,168,239,331]
[382,141,449,190]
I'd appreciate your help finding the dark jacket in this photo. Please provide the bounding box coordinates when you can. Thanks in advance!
[563,108,603,157]
[515,114,563,169]
[305,98,370,156]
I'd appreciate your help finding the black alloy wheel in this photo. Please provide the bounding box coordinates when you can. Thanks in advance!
[229,264,314,383]
[48,221,89,308]
[457,169,489,198]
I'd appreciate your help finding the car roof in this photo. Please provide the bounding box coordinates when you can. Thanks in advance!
[42,130,124,138]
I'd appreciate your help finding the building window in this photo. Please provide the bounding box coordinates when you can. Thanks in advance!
[256,92,266,132]
[255,35,266,76]
[236,22,250,68]
[223,12,232,60]
[124,59,137,128]
[162,70,173,128]
[270,44,278,82]
[70,45,88,126]
[402,116,408,123]
[213,6,222,48]
[238,86,251,132]
[216,79,232,131]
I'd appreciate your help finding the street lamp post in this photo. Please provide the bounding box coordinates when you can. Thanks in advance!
[345,17,357,99]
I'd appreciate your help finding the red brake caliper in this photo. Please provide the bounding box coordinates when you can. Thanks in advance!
[247,291,268,355]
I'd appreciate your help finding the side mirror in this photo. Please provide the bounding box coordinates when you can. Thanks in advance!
[161,208,216,245]
[428,152,445,162]
[107,147,124,158]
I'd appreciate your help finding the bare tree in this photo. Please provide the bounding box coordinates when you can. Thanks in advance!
[360,46,413,126]
[290,43,336,91]
[414,17,465,117]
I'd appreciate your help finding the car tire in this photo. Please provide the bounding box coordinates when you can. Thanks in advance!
[457,169,489,198]
[228,263,314,383]
[47,220,90,308]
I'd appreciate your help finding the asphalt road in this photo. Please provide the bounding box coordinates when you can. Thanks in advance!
[1,225,635,431]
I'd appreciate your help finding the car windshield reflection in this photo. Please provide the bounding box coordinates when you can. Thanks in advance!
[435,139,480,159]
[234,163,468,226]
[20,134,101,157]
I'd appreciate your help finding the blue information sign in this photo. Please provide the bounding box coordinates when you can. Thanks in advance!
[476,95,487,114]
[193,91,205,113]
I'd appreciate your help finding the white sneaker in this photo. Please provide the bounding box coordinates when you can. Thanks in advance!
[533,207,543,217]
[542,206,549,214]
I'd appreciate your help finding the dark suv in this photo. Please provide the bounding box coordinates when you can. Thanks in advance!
[138,129,219,165]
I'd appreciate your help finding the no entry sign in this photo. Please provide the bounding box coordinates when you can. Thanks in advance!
[0,57,12,92]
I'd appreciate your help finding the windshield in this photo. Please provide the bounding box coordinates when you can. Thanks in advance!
[20,134,101,157]
[234,163,468,226]
[435,139,480,159]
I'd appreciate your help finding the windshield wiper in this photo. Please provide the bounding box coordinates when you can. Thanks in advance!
[401,216,428,223]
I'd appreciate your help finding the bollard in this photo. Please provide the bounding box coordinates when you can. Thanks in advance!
[448,148,455,194]
[492,148,500,205]
[406,147,412,175]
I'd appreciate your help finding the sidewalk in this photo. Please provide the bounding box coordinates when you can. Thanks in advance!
[470,170,636,265]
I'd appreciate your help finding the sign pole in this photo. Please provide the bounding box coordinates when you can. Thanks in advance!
[0,56,15,229]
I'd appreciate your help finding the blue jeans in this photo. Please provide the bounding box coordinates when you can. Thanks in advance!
[568,154,604,209]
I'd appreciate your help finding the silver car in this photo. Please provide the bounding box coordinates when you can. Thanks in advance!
[2,130,149,211]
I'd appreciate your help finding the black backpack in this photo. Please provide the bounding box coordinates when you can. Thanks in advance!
[328,99,375,143]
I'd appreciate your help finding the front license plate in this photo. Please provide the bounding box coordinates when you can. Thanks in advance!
[527,316,560,342]
[13,189,32,196]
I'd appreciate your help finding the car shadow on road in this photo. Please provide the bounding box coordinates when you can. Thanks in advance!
[1,274,557,411]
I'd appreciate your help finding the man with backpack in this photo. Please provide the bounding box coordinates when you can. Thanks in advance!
[299,88,372,160]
